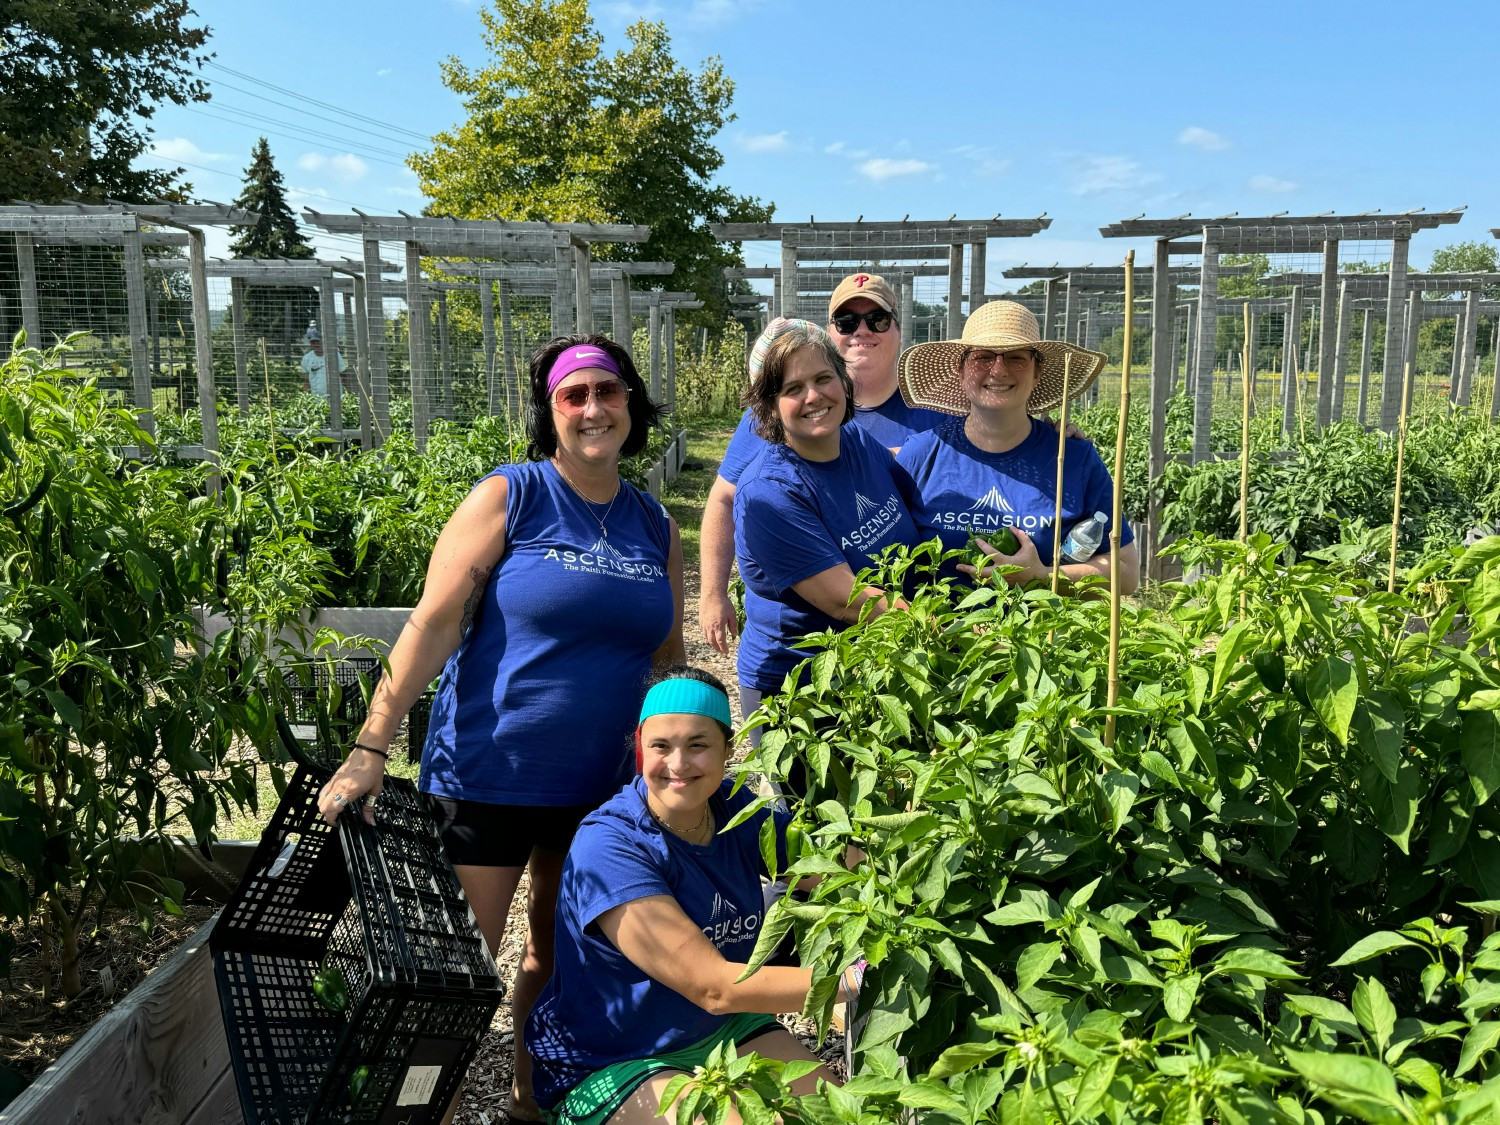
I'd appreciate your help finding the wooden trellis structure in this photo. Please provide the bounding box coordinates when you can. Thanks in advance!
[710,217,1050,334]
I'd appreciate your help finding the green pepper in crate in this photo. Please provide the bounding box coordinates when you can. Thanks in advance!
[312,962,348,1013]
[349,1064,371,1101]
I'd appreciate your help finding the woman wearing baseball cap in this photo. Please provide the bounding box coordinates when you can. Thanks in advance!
[895,301,1139,592]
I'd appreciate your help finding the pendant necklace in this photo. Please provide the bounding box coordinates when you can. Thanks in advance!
[648,798,714,844]
[554,459,620,539]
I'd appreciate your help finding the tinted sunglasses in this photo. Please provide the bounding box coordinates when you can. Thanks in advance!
[550,379,630,414]
[831,309,895,335]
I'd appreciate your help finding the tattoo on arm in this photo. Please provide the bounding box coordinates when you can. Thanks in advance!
[460,566,492,637]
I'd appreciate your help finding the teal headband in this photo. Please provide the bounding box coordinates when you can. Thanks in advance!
[638,678,733,729]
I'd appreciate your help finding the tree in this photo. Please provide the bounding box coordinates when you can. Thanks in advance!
[0,1,211,203]
[228,138,318,348]
[1428,241,1499,301]
[408,0,773,325]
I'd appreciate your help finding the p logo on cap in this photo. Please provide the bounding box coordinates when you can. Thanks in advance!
[827,272,897,321]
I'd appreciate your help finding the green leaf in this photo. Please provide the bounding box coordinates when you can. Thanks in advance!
[1282,1048,1402,1106]
[1164,972,1201,1021]
[1352,977,1397,1054]
[1099,769,1140,834]
[1349,690,1404,784]
[1212,622,1254,696]
[1307,656,1358,745]
[928,1039,1002,1079]
[1015,941,1063,991]
[875,694,913,742]
[1284,995,1360,1038]
[1457,1021,1500,1076]
[1463,709,1500,807]
[1331,932,1417,966]
[1359,759,1422,854]
[1210,946,1304,981]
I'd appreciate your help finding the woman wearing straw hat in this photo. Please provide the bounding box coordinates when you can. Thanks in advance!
[733,318,923,734]
[896,301,1139,593]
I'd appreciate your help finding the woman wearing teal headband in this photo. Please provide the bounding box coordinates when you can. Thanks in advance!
[524,667,853,1124]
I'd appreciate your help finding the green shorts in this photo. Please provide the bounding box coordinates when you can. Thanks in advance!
[547,1013,783,1125]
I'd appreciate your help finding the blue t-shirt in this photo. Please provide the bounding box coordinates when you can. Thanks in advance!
[716,389,948,486]
[896,416,1134,569]
[734,426,923,691]
[526,777,790,1110]
[420,461,675,806]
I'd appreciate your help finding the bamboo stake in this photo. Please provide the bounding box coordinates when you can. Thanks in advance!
[1104,251,1134,750]
[1239,302,1253,616]
[1293,344,1308,446]
[1050,354,1073,595]
[1388,361,1414,594]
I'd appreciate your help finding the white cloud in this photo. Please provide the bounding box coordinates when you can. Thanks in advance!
[1067,154,1161,195]
[148,137,226,164]
[740,131,790,153]
[1178,126,1229,152]
[598,0,665,20]
[376,67,393,77]
[1249,173,1297,192]
[297,152,370,180]
[857,158,933,181]
[687,0,764,24]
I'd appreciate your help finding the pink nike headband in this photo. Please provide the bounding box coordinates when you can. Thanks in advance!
[547,346,623,393]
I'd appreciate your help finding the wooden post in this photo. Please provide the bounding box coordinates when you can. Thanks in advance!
[1357,310,1375,428]
[900,276,914,340]
[362,236,391,446]
[1379,234,1411,432]
[498,279,519,417]
[648,300,663,401]
[968,241,986,319]
[318,275,343,434]
[664,305,677,412]
[122,229,154,437]
[1449,309,1465,404]
[1146,241,1173,582]
[772,273,783,322]
[1062,278,1077,348]
[1388,362,1414,594]
[1239,302,1253,548]
[573,241,592,334]
[1282,288,1302,439]
[480,278,498,415]
[552,247,571,337]
[611,275,631,356]
[14,233,42,346]
[1316,240,1339,429]
[350,278,375,446]
[780,241,798,317]
[1104,250,1134,750]
[1191,234,1220,463]
[185,230,221,492]
[1331,281,1353,422]
[230,277,250,415]
[1456,289,1482,407]
[1050,354,1073,594]
[947,244,964,337]
[1043,277,1060,340]
[435,290,452,421]
[403,241,430,451]
[1247,310,1259,417]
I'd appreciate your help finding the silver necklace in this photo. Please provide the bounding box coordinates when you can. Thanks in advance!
[648,798,714,843]
[553,460,621,539]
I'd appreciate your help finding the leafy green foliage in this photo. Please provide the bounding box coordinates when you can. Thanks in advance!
[712,533,1500,1120]
[408,0,772,325]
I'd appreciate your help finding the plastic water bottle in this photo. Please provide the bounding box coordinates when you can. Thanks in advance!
[1061,511,1109,562]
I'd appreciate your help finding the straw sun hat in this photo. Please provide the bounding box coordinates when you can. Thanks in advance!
[898,301,1107,416]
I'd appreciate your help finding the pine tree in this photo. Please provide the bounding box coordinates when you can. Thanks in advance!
[228,138,318,348]
[229,138,314,260]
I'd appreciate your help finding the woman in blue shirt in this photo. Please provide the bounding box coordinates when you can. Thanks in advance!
[527,667,854,1125]
[896,301,1140,593]
[317,334,685,1121]
[732,319,923,734]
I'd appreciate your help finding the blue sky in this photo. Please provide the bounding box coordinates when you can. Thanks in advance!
[140,0,1500,296]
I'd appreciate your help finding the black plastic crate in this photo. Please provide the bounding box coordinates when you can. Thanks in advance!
[211,765,502,1125]
[405,693,432,766]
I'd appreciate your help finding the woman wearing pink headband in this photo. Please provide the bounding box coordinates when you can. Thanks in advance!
[318,333,685,1122]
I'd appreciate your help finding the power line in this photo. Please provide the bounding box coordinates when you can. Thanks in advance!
[183,104,411,168]
[160,157,399,215]
[205,60,432,145]
[193,100,415,160]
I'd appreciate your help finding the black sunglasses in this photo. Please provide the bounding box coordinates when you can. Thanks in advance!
[831,309,895,335]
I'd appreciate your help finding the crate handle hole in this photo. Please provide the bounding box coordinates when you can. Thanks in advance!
[265,833,301,879]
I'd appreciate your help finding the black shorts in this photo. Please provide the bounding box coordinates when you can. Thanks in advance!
[429,796,595,867]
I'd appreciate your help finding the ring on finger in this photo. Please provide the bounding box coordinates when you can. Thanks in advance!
[331,793,348,808]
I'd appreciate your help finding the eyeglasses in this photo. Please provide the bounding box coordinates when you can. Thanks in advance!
[550,379,631,414]
[831,309,895,335]
[964,349,1038,372]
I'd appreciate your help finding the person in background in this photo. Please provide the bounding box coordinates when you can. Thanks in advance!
[698,273,944,653]
[526,666,854,1125]
[299,326,348,400]
[732,318,922,737]
[896,301,1140,593]
[316,334,685,1123]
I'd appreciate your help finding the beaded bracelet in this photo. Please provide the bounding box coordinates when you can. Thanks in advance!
[353,742,390,760]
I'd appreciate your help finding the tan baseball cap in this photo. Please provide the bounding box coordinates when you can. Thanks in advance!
[828,272,898,320]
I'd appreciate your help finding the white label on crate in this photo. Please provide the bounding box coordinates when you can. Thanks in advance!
[397,1065,443,1106]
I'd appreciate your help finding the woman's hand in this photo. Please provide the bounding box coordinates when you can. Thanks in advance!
[959,528,1044,586]
[317,745,387,826]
